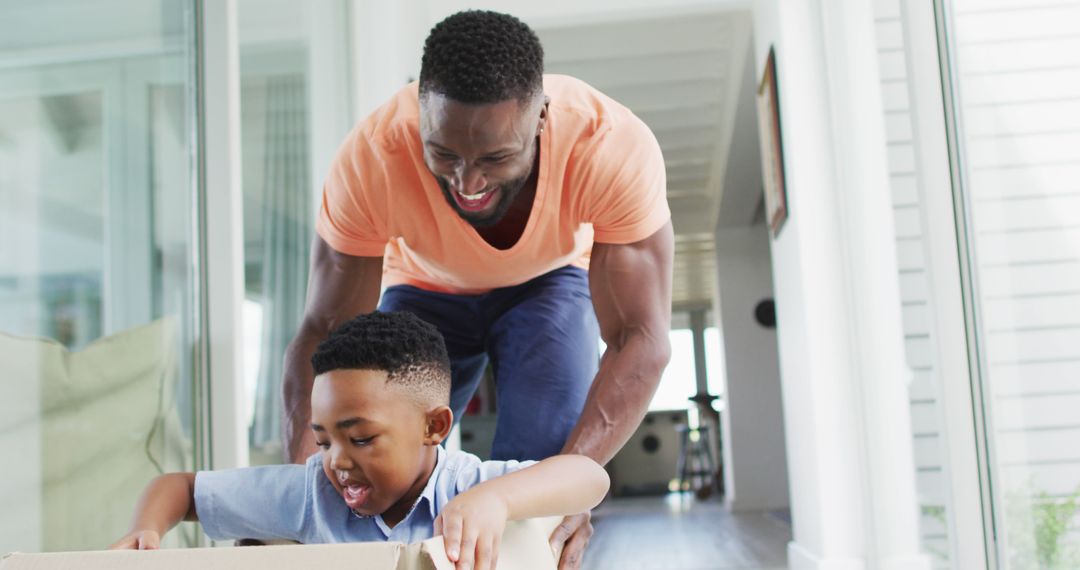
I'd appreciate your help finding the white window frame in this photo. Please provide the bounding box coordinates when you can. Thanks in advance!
[904,0,992,566]
[196,0,248,472]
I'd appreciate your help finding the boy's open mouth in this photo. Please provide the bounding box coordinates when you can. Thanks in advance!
[342,482,372,510]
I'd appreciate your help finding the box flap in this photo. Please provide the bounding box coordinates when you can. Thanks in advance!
[0,542,403,569]
[414,517,561,570]
[0,517,565,570]
[409,540,454,570]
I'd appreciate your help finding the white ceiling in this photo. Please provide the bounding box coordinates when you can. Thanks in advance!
[536,8,755,308]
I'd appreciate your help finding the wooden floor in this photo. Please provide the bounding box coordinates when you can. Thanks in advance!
[582,495,791,570]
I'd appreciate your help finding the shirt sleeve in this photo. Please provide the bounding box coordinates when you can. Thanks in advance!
[453,458,539,494]
[315,125,391,257]
[194,463,311,542]
[577,113,671,244]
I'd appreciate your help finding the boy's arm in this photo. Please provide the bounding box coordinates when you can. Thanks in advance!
[110,473,197,550]
[484,455,609,520]
[435,455,609,570]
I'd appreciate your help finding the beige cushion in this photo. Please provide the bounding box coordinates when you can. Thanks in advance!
[0,318,189,551]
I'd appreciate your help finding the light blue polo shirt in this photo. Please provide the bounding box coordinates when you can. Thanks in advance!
[194,446,535,544]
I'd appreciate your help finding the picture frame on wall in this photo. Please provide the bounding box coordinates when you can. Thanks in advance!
[756,46,788,237]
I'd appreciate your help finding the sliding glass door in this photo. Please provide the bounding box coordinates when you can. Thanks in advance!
[938,1,1080,567]
[0,0,202,552]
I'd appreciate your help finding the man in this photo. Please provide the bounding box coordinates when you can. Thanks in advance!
[282,10,673,569]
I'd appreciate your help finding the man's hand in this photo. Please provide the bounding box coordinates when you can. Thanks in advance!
[109,529,162,550]
[548,512,593,570]
[435,487,510,570]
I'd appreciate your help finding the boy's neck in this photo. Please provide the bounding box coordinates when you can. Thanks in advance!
[380,445,440,528]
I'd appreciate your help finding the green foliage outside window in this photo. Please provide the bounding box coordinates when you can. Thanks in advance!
[1006,485,1080,570]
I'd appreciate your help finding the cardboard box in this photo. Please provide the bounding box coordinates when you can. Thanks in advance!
[1,518,560,570]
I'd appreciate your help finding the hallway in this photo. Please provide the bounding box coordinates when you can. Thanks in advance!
[584,495,790,570]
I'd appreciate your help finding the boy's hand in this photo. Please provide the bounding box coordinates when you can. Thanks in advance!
[435,488,510,570]
[109,529,162,550]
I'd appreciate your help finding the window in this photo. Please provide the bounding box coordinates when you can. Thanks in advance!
[940,1,1080,567]
[652,329,698,411]
[872,0,958,562]
[599,313,725,412]
[0,0,201,552]
[704,326,727,401]
[236,1,353,465]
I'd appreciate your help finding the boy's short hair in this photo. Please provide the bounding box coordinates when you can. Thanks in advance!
[311,311,451,406]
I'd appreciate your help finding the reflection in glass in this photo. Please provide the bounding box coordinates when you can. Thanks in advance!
[0,0,199,553]
[237,2,353,466]
[944,1,1080,567]
[239,47,314,466]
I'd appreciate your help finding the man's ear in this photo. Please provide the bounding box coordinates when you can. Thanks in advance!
[535,95,550,137]
[424,405,453,445]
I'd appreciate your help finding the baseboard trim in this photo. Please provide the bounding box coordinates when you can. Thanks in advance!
[788,542,933,570]
[880,554,933,570]
[788,542,865,570]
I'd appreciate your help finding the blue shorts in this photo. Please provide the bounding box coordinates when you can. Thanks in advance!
[378,266,599,461]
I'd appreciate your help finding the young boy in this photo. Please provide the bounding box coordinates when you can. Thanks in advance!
[111,311,609,570]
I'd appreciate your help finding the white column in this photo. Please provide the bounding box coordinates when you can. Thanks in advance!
[200,0,248,471]
[758,0,867,564]
[819,0,928,567]
[753,0,930,567]
[690,309,709,396]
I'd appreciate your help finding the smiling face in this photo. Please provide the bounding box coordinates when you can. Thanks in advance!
[420,92,547,228]
[310,369,452,527]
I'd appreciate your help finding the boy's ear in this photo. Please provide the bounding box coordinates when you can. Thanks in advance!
[424,405,453,445]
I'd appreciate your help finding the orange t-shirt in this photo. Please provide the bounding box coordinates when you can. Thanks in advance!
[316,74,669,295]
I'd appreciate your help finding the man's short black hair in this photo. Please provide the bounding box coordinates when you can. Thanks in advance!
[312,311,451,405]
[419,10,544,104]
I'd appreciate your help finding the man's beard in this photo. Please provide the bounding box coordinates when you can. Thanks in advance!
[436,173,530,228]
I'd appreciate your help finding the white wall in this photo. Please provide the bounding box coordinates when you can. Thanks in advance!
[349,2,428,119]
[752,0,929,568]
[712,41,789,512]
[714,224,789,511]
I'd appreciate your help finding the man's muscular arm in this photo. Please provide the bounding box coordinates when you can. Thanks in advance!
[549,221,673,570]
[563,220,674,463]
[282,236,383,463]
